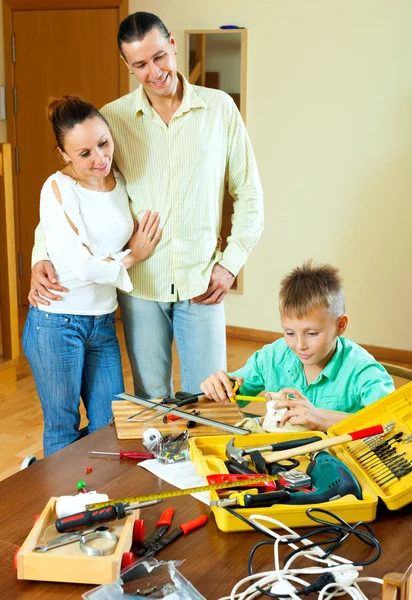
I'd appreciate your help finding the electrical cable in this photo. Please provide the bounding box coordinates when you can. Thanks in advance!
[218,508,383,600]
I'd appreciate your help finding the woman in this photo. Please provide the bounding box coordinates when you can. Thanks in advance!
[23,95,161,457]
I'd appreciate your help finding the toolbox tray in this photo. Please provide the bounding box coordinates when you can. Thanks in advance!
[16,497,136,584]
[190,382,412,532]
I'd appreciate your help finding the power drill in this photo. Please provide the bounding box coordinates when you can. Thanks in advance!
[284,451,362,505]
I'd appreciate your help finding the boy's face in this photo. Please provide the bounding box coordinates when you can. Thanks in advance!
[281,307,348,369]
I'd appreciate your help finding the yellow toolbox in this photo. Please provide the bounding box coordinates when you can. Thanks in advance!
[190,382,412,532]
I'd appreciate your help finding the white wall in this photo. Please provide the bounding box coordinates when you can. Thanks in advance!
[130,0,412,350]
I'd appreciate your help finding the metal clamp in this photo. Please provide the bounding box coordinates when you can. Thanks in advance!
[79,530,118,556]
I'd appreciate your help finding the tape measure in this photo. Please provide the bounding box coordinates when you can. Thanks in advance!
[86,475,275,509]
[229,379,266,403]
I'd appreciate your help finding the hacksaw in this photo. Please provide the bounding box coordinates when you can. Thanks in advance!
[116,393,251,435]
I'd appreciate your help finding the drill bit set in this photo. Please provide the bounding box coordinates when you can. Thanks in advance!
[330,382,412,510]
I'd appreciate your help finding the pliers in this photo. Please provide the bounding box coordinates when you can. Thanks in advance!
[134,507,208,558]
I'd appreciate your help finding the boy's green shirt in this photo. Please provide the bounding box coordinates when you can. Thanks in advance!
[231,337,395,412]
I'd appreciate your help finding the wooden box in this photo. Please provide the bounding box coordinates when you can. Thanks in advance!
[112,397,243,440]
[16,497,136,585]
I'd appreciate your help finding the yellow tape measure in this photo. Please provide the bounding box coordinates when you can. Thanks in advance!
[86,476,275,509]
[229,379,267,403]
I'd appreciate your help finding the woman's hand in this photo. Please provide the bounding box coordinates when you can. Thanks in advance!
[123,211,162,267]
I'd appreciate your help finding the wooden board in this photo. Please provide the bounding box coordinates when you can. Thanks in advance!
[112,398,244,440]
[17,497,135,585]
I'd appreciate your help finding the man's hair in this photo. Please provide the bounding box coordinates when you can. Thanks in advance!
[117,12,170,56]
[279,260,345,319]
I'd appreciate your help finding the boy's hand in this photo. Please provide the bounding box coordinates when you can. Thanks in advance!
[275,388,328,431]
[200,371,244,404]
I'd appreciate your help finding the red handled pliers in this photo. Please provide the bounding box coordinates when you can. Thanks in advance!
[134,507,207,558]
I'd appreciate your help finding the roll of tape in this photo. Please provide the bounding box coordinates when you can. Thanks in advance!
[142,428,162,451]
[56,492,109,518]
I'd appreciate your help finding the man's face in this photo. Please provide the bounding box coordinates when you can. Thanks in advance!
[121,27,178,99]
[281,307,348,370]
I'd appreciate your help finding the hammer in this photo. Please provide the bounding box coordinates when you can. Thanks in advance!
[225,435,323,467]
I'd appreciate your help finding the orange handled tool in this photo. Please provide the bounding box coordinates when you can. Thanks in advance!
[264,424,385,464]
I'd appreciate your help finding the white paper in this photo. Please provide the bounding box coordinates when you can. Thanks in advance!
[138,459,210,505]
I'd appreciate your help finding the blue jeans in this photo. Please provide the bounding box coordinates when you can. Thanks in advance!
[23,307,124,457]
[117,293,227,399]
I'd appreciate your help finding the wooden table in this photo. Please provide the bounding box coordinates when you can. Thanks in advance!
[1,424,411,600]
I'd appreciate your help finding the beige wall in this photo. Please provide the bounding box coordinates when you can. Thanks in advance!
[130,0,412,351]
[1,2,411,350]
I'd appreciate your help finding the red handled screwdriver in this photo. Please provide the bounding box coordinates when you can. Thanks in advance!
[55,499,162,533]
[88,450,154,460]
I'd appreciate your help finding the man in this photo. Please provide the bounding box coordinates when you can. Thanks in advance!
[30,11,264,399]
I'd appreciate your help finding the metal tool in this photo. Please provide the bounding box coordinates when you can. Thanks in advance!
[79,529,118,556]
[225,435,323,466]
[263,424,385,464]
[135,507,174,556]
[88,450,154,460]
[34,525,111,552]
[56,499,162,533]
[117,392,251,436]
[277,469,312,490]
[135,513,208,558]
[86,475,277,509]
[128,392,201,423]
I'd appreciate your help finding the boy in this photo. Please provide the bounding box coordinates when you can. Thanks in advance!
[200,261,395,432]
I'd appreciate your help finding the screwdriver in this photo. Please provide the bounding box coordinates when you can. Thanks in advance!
[89,450,154,460]
[55,499,162,533]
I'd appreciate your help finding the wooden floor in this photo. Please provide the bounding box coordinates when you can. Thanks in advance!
[0,307,410,482]
[0,308,263,482]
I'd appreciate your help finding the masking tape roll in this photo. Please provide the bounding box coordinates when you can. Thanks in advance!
[142,427,162,451]
[56,492,109,518]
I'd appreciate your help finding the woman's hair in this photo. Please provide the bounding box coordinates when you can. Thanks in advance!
[46,95,107,151]
[279,260,345,319]
[117,12,170,56]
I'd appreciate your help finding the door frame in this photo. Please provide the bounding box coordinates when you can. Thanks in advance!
[2,0,129,303]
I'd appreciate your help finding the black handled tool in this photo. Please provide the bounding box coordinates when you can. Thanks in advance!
[55,500,162,533]
[211,490,290,508]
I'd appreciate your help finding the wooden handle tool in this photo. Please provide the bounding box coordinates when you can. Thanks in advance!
[264,425,384,464]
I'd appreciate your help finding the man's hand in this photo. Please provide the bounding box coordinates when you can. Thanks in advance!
[191,264,235,304]
[275,388,328,431]
[200,371,244,404]
[28,260,68,307]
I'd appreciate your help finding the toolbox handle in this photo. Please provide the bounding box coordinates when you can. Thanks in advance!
[180,515,208,534]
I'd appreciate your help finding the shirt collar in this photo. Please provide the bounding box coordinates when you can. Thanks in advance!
[321,337,344,380]
[134,72,207,118]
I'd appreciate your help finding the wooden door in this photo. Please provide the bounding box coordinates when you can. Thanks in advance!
[12,8,121,302]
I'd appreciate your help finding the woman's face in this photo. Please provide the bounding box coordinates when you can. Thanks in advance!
[61,116,114,179]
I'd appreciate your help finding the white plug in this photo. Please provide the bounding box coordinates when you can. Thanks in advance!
[270,580,298,595]
[332,569,359,587]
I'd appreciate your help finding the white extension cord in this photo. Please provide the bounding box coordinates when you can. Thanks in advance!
[218,514,383,600]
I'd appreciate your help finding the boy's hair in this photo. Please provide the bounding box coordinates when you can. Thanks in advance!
[279,260,345,319]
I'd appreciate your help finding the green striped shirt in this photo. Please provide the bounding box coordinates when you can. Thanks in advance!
[33,74,264,302]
